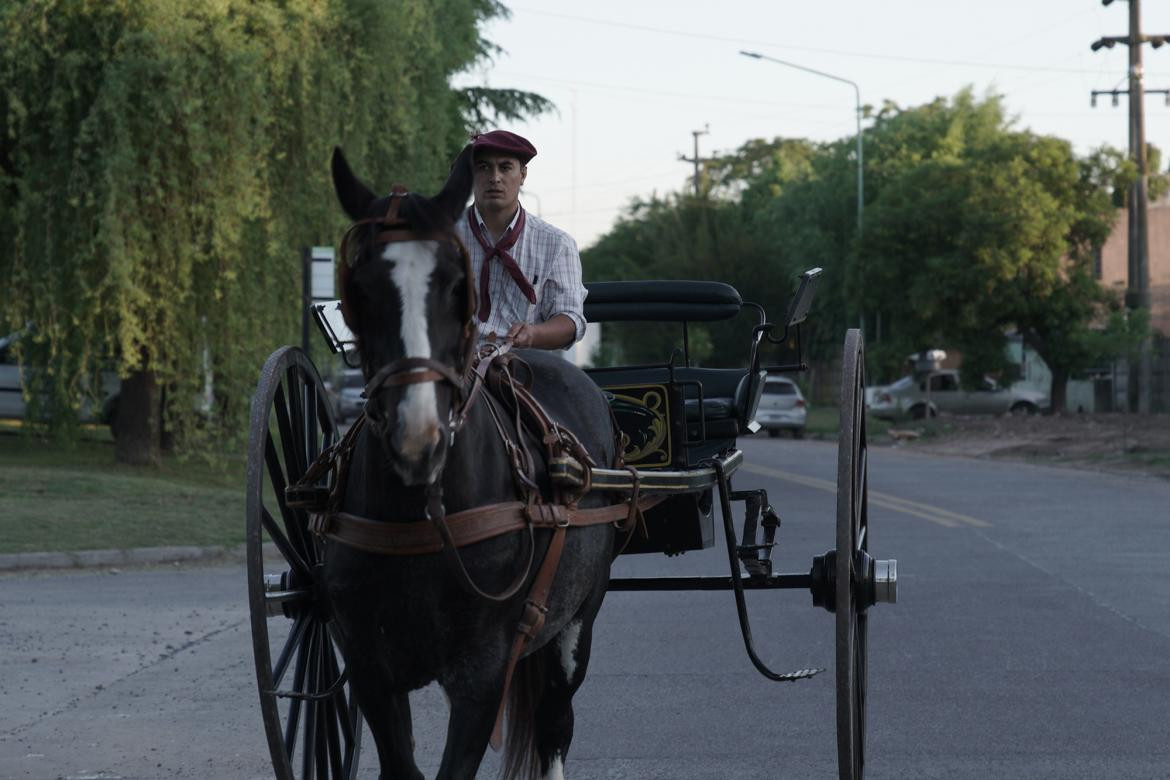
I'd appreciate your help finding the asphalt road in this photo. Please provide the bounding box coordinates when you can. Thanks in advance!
[1,438,1168,779]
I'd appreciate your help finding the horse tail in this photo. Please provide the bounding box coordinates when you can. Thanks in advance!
[502,649,546,780]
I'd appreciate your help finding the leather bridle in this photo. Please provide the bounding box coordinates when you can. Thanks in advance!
[318,188,655,747]
[339,185,480,441]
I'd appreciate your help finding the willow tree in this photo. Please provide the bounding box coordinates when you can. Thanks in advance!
[0,0,548,464]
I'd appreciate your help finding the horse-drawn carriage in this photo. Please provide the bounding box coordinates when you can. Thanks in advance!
[244,150,896,779]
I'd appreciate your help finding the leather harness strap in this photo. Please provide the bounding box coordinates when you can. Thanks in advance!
[490,519,567,750]
[313,495,662,556]
[315,191,655,752]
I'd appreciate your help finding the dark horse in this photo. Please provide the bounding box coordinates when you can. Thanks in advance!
[324,146,618,779]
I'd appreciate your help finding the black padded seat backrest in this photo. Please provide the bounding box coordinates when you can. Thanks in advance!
[592,364,756,427]
[584,280,742,322]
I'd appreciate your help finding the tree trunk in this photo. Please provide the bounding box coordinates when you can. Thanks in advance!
[114,369,161,466]
[1049,367,1069,415]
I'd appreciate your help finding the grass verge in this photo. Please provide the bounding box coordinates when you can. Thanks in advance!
[804,406,892,441]
[0,426,245,554]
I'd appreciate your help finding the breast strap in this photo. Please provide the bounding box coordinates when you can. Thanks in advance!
[287,349,655,752]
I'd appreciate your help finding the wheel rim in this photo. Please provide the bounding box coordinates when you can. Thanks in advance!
[246,346,362,780]
[835,329,868,780]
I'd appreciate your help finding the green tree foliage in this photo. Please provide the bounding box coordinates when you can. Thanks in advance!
[584,88,1143,411]
[858,90,1128,410]
[583,138,832,370]
[0,0,546,463]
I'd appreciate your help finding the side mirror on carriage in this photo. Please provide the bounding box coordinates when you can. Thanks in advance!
[784,267,822,328]
[311,300,359,363]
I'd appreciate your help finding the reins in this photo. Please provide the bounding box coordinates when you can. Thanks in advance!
[294,186,658,751]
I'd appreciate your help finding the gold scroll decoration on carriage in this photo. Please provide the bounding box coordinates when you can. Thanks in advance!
[603,384,673,468]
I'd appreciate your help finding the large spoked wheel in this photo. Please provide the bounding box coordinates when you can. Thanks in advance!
[835,328,869,780]
[245,346,362,780]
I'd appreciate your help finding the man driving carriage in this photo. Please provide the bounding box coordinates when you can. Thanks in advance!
[455,130,588,351]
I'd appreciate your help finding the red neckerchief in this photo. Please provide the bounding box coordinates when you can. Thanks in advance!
[467,206,535,322]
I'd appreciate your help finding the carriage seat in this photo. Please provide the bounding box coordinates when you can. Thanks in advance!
[584,280,761,466]
[680,369,755,442]
[583,280,742,323]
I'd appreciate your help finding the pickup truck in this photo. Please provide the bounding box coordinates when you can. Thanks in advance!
[867,369,1048,420]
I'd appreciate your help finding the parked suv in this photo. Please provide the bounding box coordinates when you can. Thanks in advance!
[868,370,1048,420]
[755,375,807,438]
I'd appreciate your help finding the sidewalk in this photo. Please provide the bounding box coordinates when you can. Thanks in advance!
[0,543,246,573]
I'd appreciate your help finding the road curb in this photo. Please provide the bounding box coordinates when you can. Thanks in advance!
[0,544,247,572]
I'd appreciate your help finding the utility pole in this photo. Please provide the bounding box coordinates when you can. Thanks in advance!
[678,125,710,197]
[1092,0,1169,414]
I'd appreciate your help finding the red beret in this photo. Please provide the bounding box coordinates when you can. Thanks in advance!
[470,130,537,164]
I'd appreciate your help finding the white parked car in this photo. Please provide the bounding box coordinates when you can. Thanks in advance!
[333,369,366,422]
[755,375,807,438]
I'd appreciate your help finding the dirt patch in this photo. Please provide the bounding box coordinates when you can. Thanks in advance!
[879,413,1170,480]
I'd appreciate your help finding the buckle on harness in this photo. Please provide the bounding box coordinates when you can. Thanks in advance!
[518,599,549,639]
[307,512,332,537]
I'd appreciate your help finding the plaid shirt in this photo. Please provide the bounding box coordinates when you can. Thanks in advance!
[455,205,588,346]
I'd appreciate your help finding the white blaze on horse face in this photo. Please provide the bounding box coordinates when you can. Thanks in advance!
[385,241,441,462]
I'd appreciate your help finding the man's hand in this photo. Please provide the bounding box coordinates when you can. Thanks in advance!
[497,314,576,350]
[505,322,535,348]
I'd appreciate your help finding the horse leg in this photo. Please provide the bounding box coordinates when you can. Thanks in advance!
[531,611,600,778]
[354,689,423,780]
[434,690,498,780]
[525,564,607,779]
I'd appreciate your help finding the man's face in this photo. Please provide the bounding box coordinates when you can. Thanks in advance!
[473,152,527,215]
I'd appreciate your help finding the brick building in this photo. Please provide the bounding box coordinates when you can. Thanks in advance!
[1096,196,1170,336]
[1091,197,1170,411]
[1012,199,1170,413]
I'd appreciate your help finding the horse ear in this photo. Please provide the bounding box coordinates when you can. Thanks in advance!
[432,144,474,222]
[332,147,376,221]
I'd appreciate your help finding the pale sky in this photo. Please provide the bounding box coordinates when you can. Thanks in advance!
[455,0,1170,249]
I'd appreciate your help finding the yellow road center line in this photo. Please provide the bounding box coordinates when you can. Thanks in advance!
[741,463,989,528]
[869,490,992,528]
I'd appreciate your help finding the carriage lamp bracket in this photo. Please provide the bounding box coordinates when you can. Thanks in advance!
[678,379,707,445]
[757,320,807,374]
[310,301,362,368]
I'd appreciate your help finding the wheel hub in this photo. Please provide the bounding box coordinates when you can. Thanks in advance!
[809,550,897,613]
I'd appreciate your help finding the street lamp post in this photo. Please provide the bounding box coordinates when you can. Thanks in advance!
[522,189,542,217]
[740,50,865,332]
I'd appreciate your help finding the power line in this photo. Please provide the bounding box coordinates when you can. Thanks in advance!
[540,168,683,194]
[490,71,860,112]
[508,6,1135,75]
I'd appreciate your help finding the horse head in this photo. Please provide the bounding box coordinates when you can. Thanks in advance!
[331,146,475,486]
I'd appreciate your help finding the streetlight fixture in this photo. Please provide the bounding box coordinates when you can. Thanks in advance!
[740,50,865,329]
